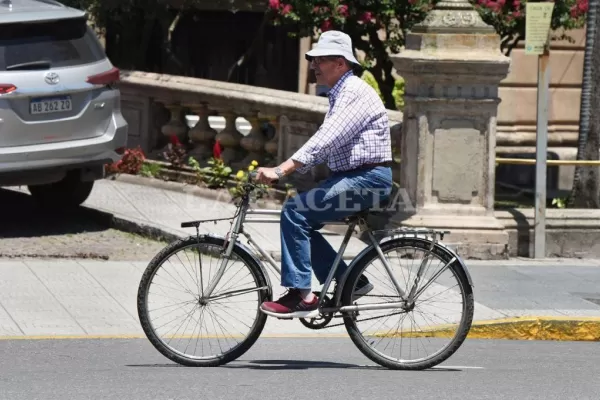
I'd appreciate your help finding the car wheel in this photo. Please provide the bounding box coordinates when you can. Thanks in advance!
[28,173,95,209]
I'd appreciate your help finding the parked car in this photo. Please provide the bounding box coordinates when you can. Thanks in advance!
[0,0,128,208]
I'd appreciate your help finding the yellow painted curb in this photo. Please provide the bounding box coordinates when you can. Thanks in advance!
[467,316,600,341]
[1,317,599,341]
[374,316,600,341]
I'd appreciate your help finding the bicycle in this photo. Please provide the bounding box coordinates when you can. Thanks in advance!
[137,172,475,370]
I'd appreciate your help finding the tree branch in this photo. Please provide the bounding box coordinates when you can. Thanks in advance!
[367,25,396,109]
[226,12,269,82]
[502,34,523,57]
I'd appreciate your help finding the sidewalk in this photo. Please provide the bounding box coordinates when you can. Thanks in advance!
[0,258,599,339]
[85,176,371,260]
[2,177,600,340]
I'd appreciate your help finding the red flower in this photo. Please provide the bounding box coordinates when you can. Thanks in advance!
[170,134,180,146]
[338,4,348,16]
[213,140,222,160]
[269,0,280,10]
[360,12,373,23]
[281,4,293,15]
[321,19,332,31]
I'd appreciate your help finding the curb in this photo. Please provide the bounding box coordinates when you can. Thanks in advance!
[466,317,600,341]
[82,205,185,244]
[376,316,600,341]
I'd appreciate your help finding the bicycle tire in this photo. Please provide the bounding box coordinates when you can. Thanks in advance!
[342,237,474,370]
[137,235,271,367]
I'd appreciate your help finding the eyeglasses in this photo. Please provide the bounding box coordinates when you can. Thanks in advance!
[306,55,343,65]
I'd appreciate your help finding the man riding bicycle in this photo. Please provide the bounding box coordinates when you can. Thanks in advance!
[255,30,393,319]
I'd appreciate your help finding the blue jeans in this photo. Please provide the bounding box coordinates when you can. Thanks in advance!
[279,166,393,289]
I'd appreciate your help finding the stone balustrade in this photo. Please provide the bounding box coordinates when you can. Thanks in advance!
[116,70,403,190]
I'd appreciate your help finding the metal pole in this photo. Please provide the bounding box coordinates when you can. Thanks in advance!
[534,36,551,259]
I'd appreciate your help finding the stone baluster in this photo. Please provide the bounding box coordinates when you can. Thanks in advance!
[185,102,217,163]
[239,110,267,167]
[214,111,244,165]
[160,103,188,149]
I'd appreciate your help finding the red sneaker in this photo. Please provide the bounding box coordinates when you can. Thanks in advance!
[260,289,319,319]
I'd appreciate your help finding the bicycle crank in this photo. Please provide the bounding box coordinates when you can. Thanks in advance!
[299,291,334,330]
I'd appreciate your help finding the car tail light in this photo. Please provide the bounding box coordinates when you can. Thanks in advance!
[0,84,16,94]
[86,67,120,85]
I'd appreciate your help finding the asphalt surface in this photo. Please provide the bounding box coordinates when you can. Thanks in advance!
[0,338,597,400]
[0,188,167,260]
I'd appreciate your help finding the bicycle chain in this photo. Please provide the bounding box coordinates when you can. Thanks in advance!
[316,309,407,329]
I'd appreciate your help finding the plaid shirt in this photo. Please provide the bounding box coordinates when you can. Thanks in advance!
[292,70,392,174]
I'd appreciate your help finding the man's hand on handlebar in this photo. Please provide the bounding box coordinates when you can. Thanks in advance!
[254,167,279,185]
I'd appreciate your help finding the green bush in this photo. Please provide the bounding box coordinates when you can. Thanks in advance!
[361,71,405,111]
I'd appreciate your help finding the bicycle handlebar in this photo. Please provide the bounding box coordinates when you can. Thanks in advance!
[247,170,279,185]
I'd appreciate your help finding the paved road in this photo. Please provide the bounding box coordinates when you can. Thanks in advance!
[0,338,597,400]
[0,188,166,260]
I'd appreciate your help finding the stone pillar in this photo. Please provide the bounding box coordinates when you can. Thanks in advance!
[390,0,511,259]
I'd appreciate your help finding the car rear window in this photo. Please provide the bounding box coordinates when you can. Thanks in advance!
[0,17,106,71]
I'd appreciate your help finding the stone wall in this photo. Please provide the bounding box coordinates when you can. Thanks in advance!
[116,70,404,192]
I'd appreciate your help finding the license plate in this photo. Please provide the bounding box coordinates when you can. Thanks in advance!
[30,96,72,115]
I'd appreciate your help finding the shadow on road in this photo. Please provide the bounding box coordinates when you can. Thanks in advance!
[127,359,462,371]
[0,188,110,239]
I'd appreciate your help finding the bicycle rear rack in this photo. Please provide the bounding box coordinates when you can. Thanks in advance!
[372,227,451,242]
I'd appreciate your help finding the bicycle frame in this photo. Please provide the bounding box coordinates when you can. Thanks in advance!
[187,183,455,315]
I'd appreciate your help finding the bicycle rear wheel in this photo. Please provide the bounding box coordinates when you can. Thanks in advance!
[137,235,270,366]
[342,237,473,370]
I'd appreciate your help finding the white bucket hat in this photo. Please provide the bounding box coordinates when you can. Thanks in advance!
[305,30,360,65]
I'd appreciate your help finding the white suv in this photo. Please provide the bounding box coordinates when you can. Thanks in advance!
[0,0,128,207]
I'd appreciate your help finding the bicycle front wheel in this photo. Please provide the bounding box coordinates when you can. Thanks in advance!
[342,237,474,370]
[137,235,270,366]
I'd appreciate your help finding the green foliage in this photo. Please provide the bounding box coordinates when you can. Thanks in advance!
[552,197,567,209]
[361,70,405,110]
[140,162,163,178]
[361,70,382,99]
[392,76,405,110]
[198,157,232,189]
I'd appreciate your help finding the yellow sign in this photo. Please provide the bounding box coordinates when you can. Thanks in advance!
[525,2,555,55]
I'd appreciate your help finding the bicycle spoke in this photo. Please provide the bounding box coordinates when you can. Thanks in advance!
[343,238,472,370]
[139,236,267,365]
